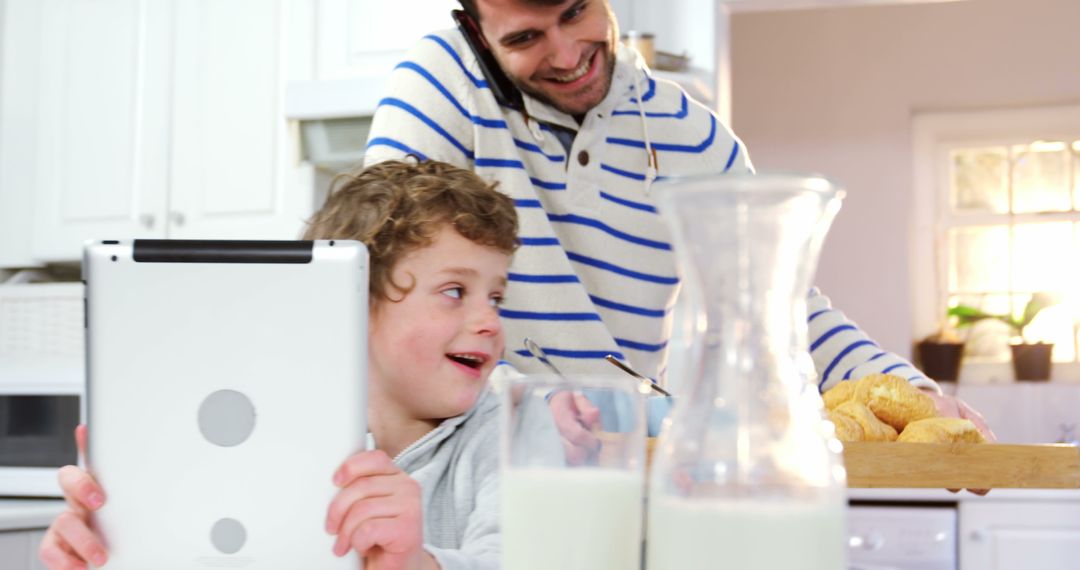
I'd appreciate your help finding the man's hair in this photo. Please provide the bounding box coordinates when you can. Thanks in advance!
[458,0,566,22]
[303,159,519,302]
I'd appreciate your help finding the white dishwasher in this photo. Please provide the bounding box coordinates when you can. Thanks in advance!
[848,504,958,570]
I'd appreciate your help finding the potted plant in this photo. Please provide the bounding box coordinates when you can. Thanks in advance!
[915,325,965,382]
[949,292,1061,381]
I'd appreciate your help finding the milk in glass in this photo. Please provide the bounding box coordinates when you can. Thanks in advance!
[502,468,643,570]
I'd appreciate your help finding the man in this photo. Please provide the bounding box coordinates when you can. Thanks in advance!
[363,0,990,438]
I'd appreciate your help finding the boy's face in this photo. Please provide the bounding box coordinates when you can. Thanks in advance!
[476,0,617,116]
[368,224,510,423]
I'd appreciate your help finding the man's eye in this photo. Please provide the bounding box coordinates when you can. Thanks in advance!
[443,287,463,299]
[562,3,586,22]
[506,32,537,47]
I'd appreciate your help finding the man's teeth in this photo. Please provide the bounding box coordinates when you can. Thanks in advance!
[551,56,592,83]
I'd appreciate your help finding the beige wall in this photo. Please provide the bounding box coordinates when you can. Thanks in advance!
[731,0,1080,359]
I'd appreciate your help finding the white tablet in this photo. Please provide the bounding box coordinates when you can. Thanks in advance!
[83,239,367,569]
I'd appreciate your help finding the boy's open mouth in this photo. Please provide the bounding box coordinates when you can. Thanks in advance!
[447,353,487,370]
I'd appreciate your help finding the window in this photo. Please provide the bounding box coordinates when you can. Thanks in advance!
[913,106,1080,381]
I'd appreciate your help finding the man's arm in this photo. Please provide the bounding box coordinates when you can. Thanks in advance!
[807,286,940,393]
[364,31,483,169]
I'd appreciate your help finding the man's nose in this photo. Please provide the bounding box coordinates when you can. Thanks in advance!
[547,27,583,70]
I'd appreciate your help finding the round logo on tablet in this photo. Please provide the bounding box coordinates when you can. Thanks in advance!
[197,389,256,447]
[210,517,247,554]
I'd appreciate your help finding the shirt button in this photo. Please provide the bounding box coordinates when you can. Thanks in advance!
[577,150,590,166]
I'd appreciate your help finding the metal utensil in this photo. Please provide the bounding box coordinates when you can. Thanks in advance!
[604,354,672,397]
[523,337,566,378]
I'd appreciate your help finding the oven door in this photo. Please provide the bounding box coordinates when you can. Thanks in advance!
[0,392,81,497]
[849,505,958,570]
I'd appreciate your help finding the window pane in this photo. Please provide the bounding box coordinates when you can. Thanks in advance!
[1011,222,1076,292]
[951,147,1008,213]
[948,226,1009,292]
[1012,142,1071,213]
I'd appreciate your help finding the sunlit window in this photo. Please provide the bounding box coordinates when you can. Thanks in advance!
[943,140,1080,363]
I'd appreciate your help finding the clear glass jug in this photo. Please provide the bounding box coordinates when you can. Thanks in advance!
[647,174,848,570]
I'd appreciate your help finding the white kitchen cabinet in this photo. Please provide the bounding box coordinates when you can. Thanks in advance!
[30,0,172,261]
[165,0,314,241]
[0,0,42,267]
[26,0,315,262]
[0,529,46,570]
[313,0,453,82]
[960,501,1080,570]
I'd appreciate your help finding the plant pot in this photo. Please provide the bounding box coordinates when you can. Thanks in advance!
[915,340,965,381]
[1011,342,1053,381]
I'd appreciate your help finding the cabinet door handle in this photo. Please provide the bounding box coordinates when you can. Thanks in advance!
[169,212,186,227]
[139,214,155,229]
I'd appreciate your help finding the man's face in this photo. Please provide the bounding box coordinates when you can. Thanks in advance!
[475,0,618,117]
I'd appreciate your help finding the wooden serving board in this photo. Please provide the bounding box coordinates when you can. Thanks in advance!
[843,442,1080,489]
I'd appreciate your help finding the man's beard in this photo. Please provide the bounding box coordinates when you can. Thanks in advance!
[510,42,617,117]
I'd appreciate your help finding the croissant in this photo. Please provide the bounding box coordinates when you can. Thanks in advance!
[854,373,939,432]
[833,401,898,442]
[898,417,986,444]
[827,409,865,442]
[823,379,858,410]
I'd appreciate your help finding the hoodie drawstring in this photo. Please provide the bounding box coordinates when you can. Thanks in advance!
[633,70,658,193]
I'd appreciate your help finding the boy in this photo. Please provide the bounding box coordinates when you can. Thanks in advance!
[39,159,519,570]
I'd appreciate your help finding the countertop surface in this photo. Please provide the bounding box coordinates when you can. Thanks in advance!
[4,488,1078,532]
[0,499,65,532]
[847,486,1080,503]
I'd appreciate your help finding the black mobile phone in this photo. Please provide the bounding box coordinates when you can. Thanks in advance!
[451,9,525,112]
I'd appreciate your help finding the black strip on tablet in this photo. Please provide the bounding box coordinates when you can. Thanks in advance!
[133,240,314,263]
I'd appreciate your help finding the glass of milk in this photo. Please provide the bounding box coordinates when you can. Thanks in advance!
[500,373,647,570]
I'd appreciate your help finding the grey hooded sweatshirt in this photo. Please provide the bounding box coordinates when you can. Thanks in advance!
[388,388,501,570]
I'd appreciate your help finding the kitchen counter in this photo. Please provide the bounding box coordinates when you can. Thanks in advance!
[0,500,65,532]
[848,487,1080,503]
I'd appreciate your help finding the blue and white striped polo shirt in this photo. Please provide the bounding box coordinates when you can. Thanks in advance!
[365,29,931,392]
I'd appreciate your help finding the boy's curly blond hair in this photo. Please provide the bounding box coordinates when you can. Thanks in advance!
[302,159,519,302]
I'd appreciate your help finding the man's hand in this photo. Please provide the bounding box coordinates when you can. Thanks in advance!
[924,391,998,495]
[325,450,437,570]
[547,391,601,465]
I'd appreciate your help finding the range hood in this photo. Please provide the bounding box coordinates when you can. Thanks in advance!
[285,76,387,171]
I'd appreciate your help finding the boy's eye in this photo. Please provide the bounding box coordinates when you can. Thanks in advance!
[443,287,464,299]
[489,295,505,307]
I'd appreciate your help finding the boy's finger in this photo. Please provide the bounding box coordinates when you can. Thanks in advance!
[38,529,88,570]
[344,517,405,559]
[57,467,104,514]
[325,474,402,533]
[572,393,601,427]
[332,450,399,487]
[555,417,600,450]
[563,441,590,466]
[333,495,411,555]
[74,425,88,459]
[51,511,108,568]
